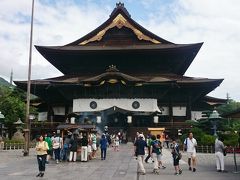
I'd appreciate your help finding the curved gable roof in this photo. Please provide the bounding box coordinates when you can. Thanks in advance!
[66,3,172,46]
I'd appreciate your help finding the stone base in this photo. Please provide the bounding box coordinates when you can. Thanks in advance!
[11,130,25,141]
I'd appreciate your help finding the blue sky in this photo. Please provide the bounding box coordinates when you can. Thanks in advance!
[0,0,240,101]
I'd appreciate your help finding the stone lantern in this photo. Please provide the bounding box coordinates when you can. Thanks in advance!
[12,118,25,141]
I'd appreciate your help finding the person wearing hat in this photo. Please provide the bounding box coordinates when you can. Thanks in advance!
[134,133,147,175]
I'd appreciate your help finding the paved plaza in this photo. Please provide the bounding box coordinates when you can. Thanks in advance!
[0,143,239,180]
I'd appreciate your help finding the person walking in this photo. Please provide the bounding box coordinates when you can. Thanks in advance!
[91,133,97,158]
[165,134,170,148]
[36,135,49,177]
[150,135,160,174]
[100,134,108,160]
[144,134,152,163]
[52,133,63,164]
[215,137,227,172]
[62,132,72,161]
[171,138,182,175]
[134,134,147,175]
[69,133,78,162]
[183,132,197,172]
[156,134,166,169]
[114,135,120,152]
[80,133,88,162]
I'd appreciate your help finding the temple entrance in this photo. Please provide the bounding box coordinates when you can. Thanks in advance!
[101,107,128,142]
[106,112,127,128]
[102,108,154,142]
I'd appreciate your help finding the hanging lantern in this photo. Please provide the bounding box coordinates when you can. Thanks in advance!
[153,116,159,124]
[96,116,102,123]
[70,117,75,124]
[127,116,132,124]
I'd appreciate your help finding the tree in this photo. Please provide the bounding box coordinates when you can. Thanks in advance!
[0,85,36,138]
[217,100,240,115]
[184,100,240,146]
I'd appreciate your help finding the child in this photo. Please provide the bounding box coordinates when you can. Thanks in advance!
[114,136,120,151]
[156,134,166,169]
[171,138,182,175]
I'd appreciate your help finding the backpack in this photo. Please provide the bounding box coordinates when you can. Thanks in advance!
[153,140,161,155]
[184,138,187,151]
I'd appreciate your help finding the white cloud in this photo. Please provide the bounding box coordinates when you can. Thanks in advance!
[0,0,239,101]
[139,0,240,101]
[0,0,110,81]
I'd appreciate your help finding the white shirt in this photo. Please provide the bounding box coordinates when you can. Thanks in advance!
[52,136,63,148]
[184,137,197,153]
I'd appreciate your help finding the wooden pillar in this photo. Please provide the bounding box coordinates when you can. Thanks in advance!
[47,105,54,126]
[65,105,69,123]
[169,97,173,128]
[186,95,192,120]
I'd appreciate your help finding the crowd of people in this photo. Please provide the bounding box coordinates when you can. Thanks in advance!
[134,131,228,176]
[134,132,172,175]
[34,130,229,177]
[35,131,123,178]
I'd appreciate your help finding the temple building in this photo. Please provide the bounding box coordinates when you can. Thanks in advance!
[15,3,225,139]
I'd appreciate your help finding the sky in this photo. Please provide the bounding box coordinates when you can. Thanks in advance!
[0,0,239,101]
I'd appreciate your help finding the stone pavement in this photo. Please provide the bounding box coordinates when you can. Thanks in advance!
[0,144,239,180]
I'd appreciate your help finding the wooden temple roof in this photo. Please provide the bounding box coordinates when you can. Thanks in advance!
[203,96,227,106]
[35,3,203,76]
[14,65,223,105]
[222,108,240,118]
[15,67,223,87]
[15,3,224,104]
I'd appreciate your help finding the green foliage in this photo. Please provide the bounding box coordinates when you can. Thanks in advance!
[180,127,207,145]
[201,134,215,145]
[231,121,240,131]
[218,132,238,146]
[217,100,240,115]
[0,77,11,87]
[0,85,37,138]
[0,92,26,124]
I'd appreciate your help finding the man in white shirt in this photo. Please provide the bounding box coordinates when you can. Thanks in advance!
[184,132,197,172]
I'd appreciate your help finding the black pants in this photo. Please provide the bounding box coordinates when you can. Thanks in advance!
[37,154,47,172]
[173,157,180,166]
[145,146,151,162]
[54,148,61,160]
[101,148,106,159]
